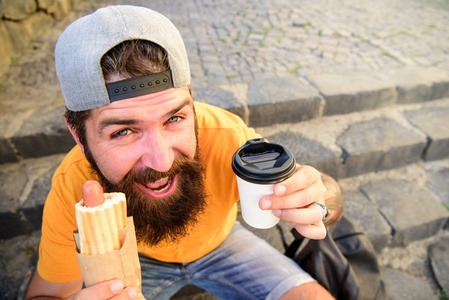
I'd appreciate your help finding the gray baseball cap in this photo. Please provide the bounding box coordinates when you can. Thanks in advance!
[55,5,191,111]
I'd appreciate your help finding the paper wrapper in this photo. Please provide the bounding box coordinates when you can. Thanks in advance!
[73,217,145,299]
[75,193,127,255]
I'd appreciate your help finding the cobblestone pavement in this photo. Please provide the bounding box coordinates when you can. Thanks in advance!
[1,0,449,299]
[3,0,449,113]
[102,0,449,85]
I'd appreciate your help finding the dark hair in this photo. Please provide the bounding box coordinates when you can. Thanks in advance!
[65,40,170,145]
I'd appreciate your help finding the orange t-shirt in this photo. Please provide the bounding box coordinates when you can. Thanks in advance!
[37,102,260,283]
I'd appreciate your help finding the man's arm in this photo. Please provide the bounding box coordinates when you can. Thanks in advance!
[321,173,343,227]
[25,270,136,300]
[25,270,83,299]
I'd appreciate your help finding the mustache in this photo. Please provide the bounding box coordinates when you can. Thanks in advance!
[123,155,198,185]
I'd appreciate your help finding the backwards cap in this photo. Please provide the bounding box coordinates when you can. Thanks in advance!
[55,5,191,111]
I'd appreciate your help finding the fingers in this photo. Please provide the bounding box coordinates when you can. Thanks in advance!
[272,203,325,224]
[260,167,326,211]
[112,287,138,300]
[261,183,326,211]
[273,165,324,197]
[293,222,327,240]
[66,280,137,300]
[263,166,326,209]
[82,180,105,207]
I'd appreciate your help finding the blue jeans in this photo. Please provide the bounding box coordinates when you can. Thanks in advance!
[139,221,314,299]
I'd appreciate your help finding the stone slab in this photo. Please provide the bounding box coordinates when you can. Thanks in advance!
[11,106,75,159]
[2,0,37,21]
[0,138,18,163]
[336,118,427,177]
[265,131,341,180]
[383,67,449,104]
[426,169,449,207]
[342,190,391,253]
[193,83,245,120]
[0,21,13,76]
[0,230,40,300]
[246,76,322,127]
[0,166,28,239]
[404,105,449,161]
[381,268,438,300]
[0,212,29,240]
[46,0,73,21]
[428,237,449,294]
[0,167,26,212]
[0,165,28,239]
[0,154,65,239]
[20,164,57,231]
[360,179,449,246]
[306,72,396,116]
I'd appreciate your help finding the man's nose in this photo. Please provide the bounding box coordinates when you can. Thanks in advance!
[139,133,174,173]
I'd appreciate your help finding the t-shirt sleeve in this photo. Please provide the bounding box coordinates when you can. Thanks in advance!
[37,153,92,283]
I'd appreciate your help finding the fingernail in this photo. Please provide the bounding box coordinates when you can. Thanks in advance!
[111,280,124,293]
[128,287,137,299]
[261,199,271,210]
[273,209,281,217]
[275,185,287,195]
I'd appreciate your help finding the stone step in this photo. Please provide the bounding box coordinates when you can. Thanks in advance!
[1,91,448,300]
[256,97,449,179]
[2,67,449,164]
[1,138,448,298]
[2,161,448,299]
[1,98,449,240]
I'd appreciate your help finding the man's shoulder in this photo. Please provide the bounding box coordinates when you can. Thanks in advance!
[194,102,260,155]
[52,146,94,183]
[194,102,246,131]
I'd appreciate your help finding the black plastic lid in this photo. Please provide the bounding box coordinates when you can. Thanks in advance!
[232,138,296,184]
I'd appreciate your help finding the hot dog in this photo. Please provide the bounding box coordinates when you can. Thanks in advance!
[75,181,127,255]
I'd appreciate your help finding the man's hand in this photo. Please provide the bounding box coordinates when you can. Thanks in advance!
[259,165,328,239]
[65,280,137,300]
[25,271,137,300]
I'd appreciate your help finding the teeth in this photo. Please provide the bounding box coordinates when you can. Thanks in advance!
[150,178,172,193]
[155,177,168,183]
[145,177,168,189]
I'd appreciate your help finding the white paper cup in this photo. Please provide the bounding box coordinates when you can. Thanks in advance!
[236,176,279,229]
[232,138,296,229]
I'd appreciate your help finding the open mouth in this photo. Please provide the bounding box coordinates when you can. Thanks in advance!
[137,175,178,199]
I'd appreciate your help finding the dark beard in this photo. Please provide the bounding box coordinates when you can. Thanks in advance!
[84,148,208,247]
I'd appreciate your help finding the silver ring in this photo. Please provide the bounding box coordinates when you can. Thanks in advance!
[313,202,329,220]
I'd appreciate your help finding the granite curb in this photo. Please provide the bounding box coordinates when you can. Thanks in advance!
[2,97,449,239]
[2,66,449,164]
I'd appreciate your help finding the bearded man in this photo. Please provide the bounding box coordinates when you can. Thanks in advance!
[26,5,342,300]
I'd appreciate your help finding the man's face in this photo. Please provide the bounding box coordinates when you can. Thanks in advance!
[84,86,197,185]
[80,86,207,246]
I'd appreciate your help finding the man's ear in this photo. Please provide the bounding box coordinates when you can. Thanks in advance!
[65,117,85,156]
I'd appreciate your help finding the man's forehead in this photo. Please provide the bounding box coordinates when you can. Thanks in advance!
[92,86,192,116]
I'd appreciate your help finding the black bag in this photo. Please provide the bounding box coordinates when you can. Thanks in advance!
[279,214,385,300]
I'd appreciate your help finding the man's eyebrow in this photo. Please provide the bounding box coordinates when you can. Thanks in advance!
[98,99,192,134]
[163,99,192,119]
[99,118,140,134]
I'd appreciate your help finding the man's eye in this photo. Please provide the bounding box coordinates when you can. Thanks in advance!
[112,129,131,138]
[167,116,180,123]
